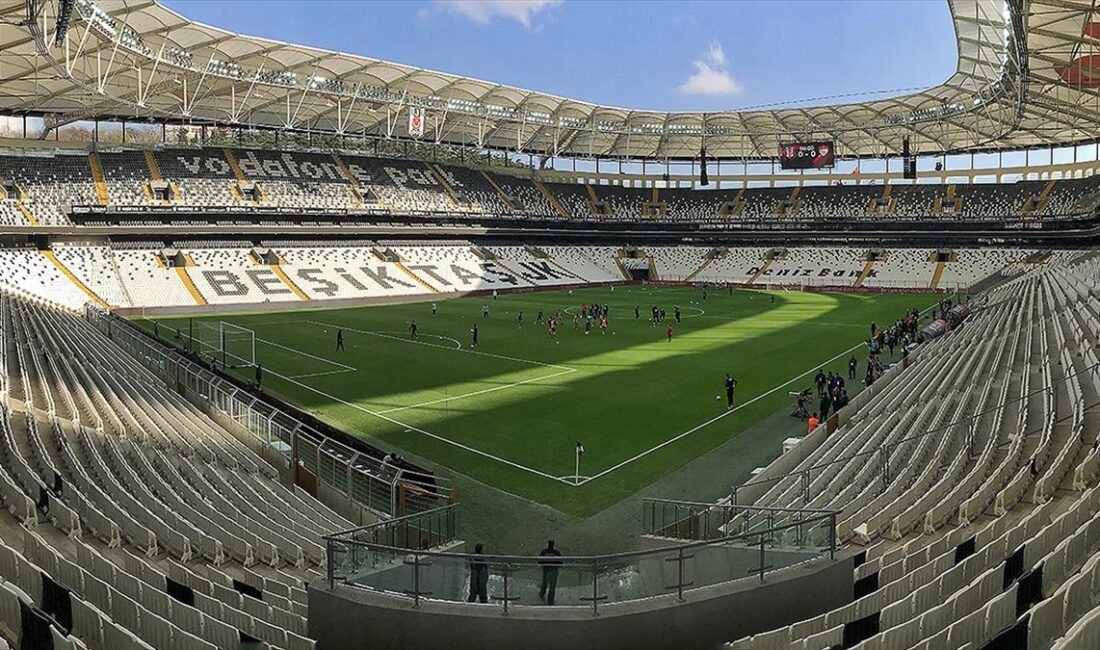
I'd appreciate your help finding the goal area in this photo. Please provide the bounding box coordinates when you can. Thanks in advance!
[195,321,257,369]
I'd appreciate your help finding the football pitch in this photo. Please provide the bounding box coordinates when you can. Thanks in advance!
[139,286,939,517]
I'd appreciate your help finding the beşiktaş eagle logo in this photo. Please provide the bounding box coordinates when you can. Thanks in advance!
[408,108,425,138]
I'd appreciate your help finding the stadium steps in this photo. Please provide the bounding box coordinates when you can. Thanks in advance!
[532,180,570,218]
[930,261,946,289]
[223,149,265,206]
[428,163,462,208]
[480,171,516,211]
[38,250,108,309]
[174,265,207,305]
[12,197,37,226]
[394,260,440,293]
[684,257,714,282]
[269,260,310,301]
[584,183,599,203]
[87,153,109,207]
[142,150,162,181]
[330,153,360,187]
[746,259,773,285]
[1037,178,1058,212]
[853,260,876,288]
[611,255,632,281]
[326,154,366,206]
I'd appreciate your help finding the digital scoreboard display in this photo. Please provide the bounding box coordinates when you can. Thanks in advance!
[779,141,836,170]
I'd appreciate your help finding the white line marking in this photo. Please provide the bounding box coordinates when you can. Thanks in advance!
[576,343,866,486]
[257,337,357,371]
[260,364,576,485]
[344,329,463,351]
[376,367,577,414]
[288,369,357,379]
[577,299,948,485]
[307,320,574,372]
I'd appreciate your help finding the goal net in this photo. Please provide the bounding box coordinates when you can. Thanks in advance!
[195,321,256,369]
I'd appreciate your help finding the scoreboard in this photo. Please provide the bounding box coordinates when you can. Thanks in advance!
[779,141,835,170]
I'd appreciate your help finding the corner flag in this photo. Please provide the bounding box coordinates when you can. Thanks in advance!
[574,442,584,485]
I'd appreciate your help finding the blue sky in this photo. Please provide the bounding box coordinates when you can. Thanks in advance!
[163,0,958,112]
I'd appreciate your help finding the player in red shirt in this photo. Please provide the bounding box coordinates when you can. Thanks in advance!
[666,323,673,342]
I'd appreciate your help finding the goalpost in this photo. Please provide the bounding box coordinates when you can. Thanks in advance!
[194,321,257,369]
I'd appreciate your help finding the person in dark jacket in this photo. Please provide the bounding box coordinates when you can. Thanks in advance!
[467,543,489,603]
[538,540,563,605]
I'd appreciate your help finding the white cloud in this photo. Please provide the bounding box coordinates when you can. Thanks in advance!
[705,41,726,67]
[678,40,742,96]
[433,0,561,27]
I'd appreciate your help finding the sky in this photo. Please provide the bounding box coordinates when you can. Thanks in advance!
[165,0,958,113]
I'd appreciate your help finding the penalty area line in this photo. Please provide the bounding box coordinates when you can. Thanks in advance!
[376,367,577,415]
[260,364,578,486]
[307,320,575,372]
[576,338,874,486]
[287,369,357,380]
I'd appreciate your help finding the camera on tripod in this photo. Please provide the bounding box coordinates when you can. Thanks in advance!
[789,388,812,419]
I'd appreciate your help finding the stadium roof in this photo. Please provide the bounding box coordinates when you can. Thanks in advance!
[0,0,1098,160]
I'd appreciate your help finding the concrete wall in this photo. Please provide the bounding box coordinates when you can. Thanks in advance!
[308,554,854,650]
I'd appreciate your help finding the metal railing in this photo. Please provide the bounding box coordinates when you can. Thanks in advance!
[642,498,839,548]
[85,308,451,518]
[324,503,837,615]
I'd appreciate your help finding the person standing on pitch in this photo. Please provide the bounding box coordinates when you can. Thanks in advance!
[537,309,544,324]
[635,305,640,319]
[467,543,489,604]
[470,323,479,347]
[431,303,437,317]
[336,328,344,352]
[725,373,738,410]
[849,355,858,379]
[409,320,418,339]
[675,305,681,323]
[482,304,489,319]
[517,311,523,329]
[666,322,673,343]
[538,540,563,605]
[255,363,263,388]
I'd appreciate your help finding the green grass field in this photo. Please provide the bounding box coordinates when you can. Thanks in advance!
[140,286,937,518]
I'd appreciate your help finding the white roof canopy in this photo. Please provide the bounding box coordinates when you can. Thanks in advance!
[0,0,1097,159]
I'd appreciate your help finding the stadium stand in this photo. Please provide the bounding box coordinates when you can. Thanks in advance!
[0,147,1094,225]
[726,259,1100,649]
[2,0,1100,646]
[0,291,352,648]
